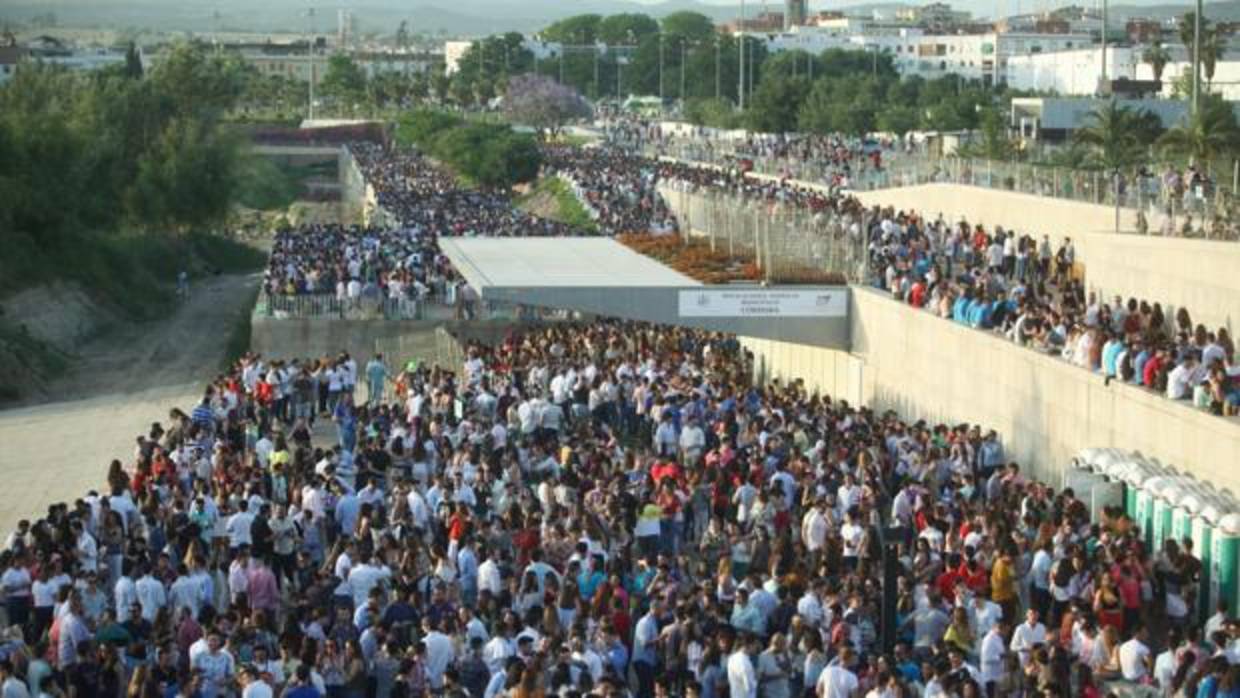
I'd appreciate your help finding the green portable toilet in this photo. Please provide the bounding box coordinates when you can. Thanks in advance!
[1136,475,1171,552]
[1152,478,1185,554]
[1209,512,1240,624]
[1193,493,1224,625]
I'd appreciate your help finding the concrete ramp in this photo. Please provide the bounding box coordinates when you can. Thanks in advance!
[439,237,851,349]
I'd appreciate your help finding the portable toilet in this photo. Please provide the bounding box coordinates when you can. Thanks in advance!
[1193,492,1226,625]
[1209,512,1240,626]
[1152,478,1186,554]
[1119,454,1160,522]
[1062,457,1102,498]
[1132,469,1169,551]
[1173,482,1208,543]
[1089,475,1126,524]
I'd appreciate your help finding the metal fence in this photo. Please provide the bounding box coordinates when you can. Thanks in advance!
[650,141,1240,241]
[659,181,870,284]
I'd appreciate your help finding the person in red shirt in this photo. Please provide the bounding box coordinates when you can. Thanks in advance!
[447,503,471,543]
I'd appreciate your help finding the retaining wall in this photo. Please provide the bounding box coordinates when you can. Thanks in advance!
[742,288,1240,492]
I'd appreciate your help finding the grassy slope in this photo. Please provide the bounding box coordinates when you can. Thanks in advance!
[516,176,599,234]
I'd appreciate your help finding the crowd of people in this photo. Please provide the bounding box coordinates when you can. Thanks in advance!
[2,313,1240,698]
[866,212,1240,417]
[561,130,1240,420]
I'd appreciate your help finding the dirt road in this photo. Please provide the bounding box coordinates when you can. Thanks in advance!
[0,273,260,531]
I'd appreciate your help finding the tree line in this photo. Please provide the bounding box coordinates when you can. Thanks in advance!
[1,41,247,241]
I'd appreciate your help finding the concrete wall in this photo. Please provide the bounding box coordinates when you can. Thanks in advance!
[853,182,1139,239]
[740,288,1240,492]
[1076,232,1239,334]
[855,182,1240,338]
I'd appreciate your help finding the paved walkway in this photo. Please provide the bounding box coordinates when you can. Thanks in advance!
[0,382,201,533]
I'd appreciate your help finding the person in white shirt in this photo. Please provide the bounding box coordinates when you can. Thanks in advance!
[239,665,273,698]
[979,619,1009,693]
[1118,626,1153,682]
[816,647,860,698]
[801,502,829,567]
[1166,354,1199,400]
[225,501,255,552]
[727,636,760,698]
[1009,608,1047,665]
[346,553,391,609]
[192,632,235,698]
[421,618,456,690]
[135,567,167,623]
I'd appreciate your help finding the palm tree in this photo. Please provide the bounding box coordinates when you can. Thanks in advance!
[1072,101,1150,170]
[1158,96,1240,170]
[1142,41,1171,84]
[1201,29,1223,89]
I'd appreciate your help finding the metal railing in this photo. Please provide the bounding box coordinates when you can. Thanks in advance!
[647,140,1240,241]
[256,293,430,320]
[659,181,869,285]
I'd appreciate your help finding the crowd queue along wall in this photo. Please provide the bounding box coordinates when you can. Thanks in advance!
[658,180,1240,497]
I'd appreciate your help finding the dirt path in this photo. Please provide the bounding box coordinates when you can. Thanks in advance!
[0,273,260,532]
[43,273,260,403]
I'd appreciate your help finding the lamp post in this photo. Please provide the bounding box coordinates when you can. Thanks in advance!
[680,38,687,102]
[659,32,665,103]
[738,0,746,110]
[1193,0,1202,115]
[715,34,721,100]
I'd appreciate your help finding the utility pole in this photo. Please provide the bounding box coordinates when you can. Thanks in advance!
[593,46,600,99]
[1100,0,1108,91]
[659,32,665,103]
[307,7,316,121]
[738,0,746,110]
[1193,0,1202,115]
[680,39,686,101]
[715,35,721,99]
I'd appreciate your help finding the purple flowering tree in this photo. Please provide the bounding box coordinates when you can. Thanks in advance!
[503,73,593,139]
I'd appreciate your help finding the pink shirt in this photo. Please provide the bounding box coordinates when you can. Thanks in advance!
[247,566,279,612]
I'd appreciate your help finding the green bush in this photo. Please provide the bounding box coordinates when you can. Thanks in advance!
[399,111,542,189]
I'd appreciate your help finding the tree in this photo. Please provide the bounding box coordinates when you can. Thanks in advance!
[541,14,602,45]
[124,42,143,79]
[1072,101,1157,170]
[877,105,919,135]
[1201,29,1223,88]
[747,74,811,133]
[395,20,410,51]
[597,13,658,44]
[503,73,592,138]
[319,53,367,108]
[1142,41,1170,83]
[128,117,241,232]
[1158,94,1240,169]
[149,41,245,119]
[958,107,1017,160]
[661,11,715,42]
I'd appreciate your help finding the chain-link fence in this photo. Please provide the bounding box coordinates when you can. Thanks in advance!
[659,181,869,284]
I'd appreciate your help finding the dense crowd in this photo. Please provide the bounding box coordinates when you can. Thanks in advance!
[867,213,1240,416]
[559,135,1240,419]
[3,316,1240,698]
[602,119,899,193]
[263,143,585,304]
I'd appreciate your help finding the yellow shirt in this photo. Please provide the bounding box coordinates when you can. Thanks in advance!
[991,557,1016,601]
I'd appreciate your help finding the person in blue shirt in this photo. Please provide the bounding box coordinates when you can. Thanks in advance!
[952,293,971,324]
[333,396,357,453]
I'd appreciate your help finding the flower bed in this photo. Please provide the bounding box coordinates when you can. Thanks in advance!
[617,233,848,285]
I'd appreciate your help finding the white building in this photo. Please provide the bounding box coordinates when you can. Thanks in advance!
[443,37,559,76]
[762,28,1091,85]
[1006,46,1139,95]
